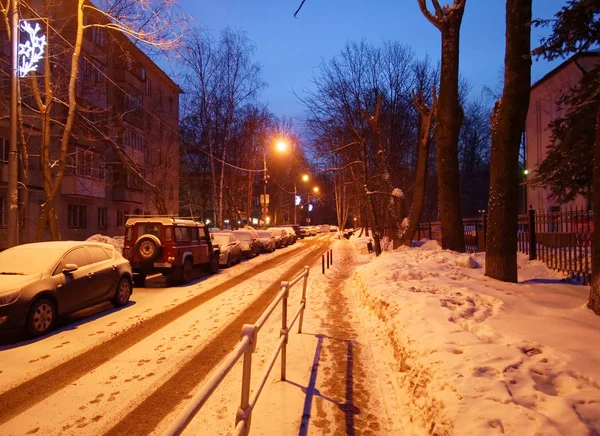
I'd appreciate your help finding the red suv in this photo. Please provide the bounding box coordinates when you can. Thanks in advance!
[123,216,219,286]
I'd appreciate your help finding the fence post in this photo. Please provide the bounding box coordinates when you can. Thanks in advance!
[528,208,537,260]
[322,255,325,274]
[330,249,333,265]
[327,251,330,269]
[298,266,310,334]
[280,282,289,381]
[236,324,257,434]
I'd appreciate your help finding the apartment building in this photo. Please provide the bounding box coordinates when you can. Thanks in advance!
[525,51,599,212]
[0,1,181,249]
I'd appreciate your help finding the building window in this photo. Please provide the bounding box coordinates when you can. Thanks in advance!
[117,210,129,227]
[97,207,107,228]
[145,79,151,96]
[68,204,87,229]
[67,147,106,181]
[122,125,145,152]
[0,197,5,226]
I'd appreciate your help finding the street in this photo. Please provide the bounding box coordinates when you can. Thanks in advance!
[0,234,332,435]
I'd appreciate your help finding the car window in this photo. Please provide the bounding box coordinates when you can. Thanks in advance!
[199,227,207,239]
[138,224,161,238]
[102,247,114,258]
[175,227,189,242]
[125,226,133,241]
[54,247,91,275]
[88,246,111,263]
[165,226,173,242]
[190,227,198,242]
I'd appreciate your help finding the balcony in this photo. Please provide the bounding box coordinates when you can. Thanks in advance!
[61,175,106,199]
[112,186,144,204]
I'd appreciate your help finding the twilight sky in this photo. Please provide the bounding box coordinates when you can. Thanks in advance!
[176,0,568,125]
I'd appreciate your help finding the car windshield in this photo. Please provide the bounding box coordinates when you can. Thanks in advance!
[233,232,251,242]
[0,246,65,274]
[258,231,271,238]
[136,223,162,238]
[212,234,230,245]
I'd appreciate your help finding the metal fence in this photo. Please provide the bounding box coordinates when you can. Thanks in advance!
[164,265,311,436]
[418,208,594,284]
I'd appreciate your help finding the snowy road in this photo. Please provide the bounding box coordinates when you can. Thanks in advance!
[0,233,332,436]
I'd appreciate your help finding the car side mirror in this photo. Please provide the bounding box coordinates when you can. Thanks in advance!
[62,263,79,274]
[229,242,237,246]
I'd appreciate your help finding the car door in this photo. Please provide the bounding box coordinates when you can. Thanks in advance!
[197,226,210,264]
[52,246,96,313]
[86,245,120,301]
[230,235,242,261]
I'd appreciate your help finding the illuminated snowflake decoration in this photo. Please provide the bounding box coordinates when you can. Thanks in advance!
[295,195,301,206]
[18,21,47,77]
[308,204,313,212]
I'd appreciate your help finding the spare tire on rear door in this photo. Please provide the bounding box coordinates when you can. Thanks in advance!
[135,234,162,261]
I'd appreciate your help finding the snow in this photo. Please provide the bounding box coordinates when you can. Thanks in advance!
[3,233,600,435]
[353,241,600,435]
[86,234,124,253]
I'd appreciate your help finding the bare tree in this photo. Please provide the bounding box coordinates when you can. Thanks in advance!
[485,0,532,282]
[417,0,466,252]
[401,86,437,245]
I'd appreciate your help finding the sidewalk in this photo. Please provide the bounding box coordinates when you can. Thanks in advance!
[180,238,400,435]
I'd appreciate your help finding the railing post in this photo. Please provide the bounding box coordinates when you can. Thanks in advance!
[236,324,257,435]
[322,255,325,274]
[528,208,537,260]
[298,266,310,334]
[330,249,333,265]
[327,251,330,269]
[280,282,289,381]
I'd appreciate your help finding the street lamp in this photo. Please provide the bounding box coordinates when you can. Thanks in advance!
[262,139,289,227]
[302,174,309,182]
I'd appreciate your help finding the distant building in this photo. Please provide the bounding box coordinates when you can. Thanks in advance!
[0,2,182,249]
[525,51,599,213]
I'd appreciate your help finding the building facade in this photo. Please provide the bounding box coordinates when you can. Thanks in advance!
[525,51,599,213]
[0,1,181,250]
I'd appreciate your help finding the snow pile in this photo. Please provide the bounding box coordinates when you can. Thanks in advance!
[352,246,600,435]
[86,234,124,253]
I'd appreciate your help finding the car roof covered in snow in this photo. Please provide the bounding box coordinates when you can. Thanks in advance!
[125,217,205,227]
[7,241,114,251]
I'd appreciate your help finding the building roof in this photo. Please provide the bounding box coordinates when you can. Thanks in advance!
[531,50,600,92]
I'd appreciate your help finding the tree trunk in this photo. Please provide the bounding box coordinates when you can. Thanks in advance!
[402,87,436,246]
[485,0,532,283]
[588,101,600,314]
[436,13,466,252]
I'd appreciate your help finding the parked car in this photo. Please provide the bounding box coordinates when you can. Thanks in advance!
[282,226,297,244]
[123,216,219,286]
[309,226,318,236]
[290,224,303,239]
[232,230,261,258]
[300,226,311,237]
[318,224,331,233]
[329,225,340,232]
[211,232,243,267]
[257,230,276,252]
[0,241,133,337]
[268,227,289,247]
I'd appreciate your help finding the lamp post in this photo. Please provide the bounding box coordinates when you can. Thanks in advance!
[7,0,19,247]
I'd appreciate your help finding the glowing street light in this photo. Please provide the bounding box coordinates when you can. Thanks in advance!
[523,169,529,175]
[276,140,288,153]
[313,186,320,194]
[302,174,309,182]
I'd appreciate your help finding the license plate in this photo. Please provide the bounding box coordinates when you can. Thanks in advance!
[153,262,172,268]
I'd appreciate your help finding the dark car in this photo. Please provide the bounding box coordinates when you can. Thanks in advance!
[123,216,219,286]
[232,230,261,258]
[211,232,243,267]
[0,241,133,337]
[290,225,303,239]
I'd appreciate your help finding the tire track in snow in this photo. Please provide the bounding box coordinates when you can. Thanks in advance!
[103,239,332,436]
[0,241,318,425]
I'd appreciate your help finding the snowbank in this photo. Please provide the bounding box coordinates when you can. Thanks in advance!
[353,245,600,435]
[86,234,124,253]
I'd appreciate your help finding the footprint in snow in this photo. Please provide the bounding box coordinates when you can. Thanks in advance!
[25,427,40,434]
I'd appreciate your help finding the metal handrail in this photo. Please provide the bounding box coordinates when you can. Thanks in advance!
[164,265,311,436]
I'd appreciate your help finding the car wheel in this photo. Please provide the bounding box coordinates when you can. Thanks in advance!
[26,298,56,337]
[112,277,132,307]
[226,254,232,268]
[133,274,146,287]
[182,258,193,284]
[210,254,220,273]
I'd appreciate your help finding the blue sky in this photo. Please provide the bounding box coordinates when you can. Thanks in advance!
[176,0,568,124]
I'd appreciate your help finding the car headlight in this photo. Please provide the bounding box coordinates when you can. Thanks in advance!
[0,289,22,307]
